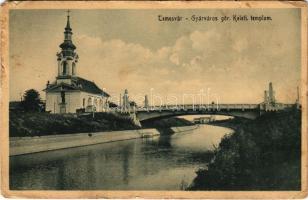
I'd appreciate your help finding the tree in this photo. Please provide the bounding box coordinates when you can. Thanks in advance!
[108,101,118,108]
[129,101,137,107]
[21,89,42,112]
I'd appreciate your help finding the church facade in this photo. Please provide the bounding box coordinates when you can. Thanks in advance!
[44,13,110,114]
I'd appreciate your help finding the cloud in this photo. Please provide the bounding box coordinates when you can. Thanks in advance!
[169,53,180,65]
[190,30,220,52]
[10,20,300,105]
[69,28,300,104]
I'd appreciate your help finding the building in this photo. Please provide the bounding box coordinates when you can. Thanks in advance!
[193,116,215,124]
[44,12,110,114]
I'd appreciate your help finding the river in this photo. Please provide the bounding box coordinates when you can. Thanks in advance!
[10,125,232,190]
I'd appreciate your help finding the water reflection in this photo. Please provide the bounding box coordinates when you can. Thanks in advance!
[10,125,232,190]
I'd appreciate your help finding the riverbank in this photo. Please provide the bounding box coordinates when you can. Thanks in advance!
[9,110,197,156]
[9,111,194,137]
[189,108,301,190]
[10,125,198,156]
[10,128,160,156]
[171,125,199,133]
[10,111,140,137]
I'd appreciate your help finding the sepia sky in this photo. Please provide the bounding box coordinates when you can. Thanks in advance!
[9,9,301,105]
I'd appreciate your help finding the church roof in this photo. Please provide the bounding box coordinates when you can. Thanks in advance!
[74,77,110,97]
[44,77,110,97]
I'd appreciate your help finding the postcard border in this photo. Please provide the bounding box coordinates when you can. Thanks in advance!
[1,1,307,198]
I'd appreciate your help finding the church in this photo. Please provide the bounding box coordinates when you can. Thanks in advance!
[44,12,110,114]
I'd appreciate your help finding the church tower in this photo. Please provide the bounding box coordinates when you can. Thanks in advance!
[56,10,79,84]
[45,10,110,114]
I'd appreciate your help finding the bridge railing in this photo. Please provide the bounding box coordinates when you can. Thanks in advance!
[259,103,295,111]
[135,104,260,112]
[110,103,294,113]
[109,102,295,114]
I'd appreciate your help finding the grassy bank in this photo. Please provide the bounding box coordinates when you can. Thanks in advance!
[189,108,301,190]
[10,111,194,137]
[10,111,140,137]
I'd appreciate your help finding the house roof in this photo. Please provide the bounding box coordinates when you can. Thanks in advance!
[44,76,110,97]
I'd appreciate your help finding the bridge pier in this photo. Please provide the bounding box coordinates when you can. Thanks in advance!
[129,112,141,127]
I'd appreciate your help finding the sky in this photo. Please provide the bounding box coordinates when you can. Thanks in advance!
[9,9,301,105]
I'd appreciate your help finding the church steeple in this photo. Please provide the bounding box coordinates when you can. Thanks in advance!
[57,10,79,80]
[59,10,76,57]
[65,10,71,31]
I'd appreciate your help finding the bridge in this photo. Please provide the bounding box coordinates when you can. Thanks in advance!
[114,82,298,122]
[134,103,294,121]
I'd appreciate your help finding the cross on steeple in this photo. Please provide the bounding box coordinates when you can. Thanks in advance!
[65,9,71,30]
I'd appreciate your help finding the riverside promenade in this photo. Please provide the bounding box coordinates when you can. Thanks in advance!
[10,125,198,156]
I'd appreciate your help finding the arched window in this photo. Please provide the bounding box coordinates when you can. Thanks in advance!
[62,61,67,75]
[72,62,76,75]
[83,98,85,108]
[88,97,92,106]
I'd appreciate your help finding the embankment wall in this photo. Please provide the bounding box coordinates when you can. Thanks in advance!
[10,128,160,156]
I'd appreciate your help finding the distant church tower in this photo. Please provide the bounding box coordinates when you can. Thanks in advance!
[56,10,79,84]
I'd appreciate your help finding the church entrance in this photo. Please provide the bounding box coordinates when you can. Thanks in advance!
[60,105,66,113]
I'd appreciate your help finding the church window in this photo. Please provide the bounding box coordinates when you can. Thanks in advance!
[62,61,67,75]
[72,62,76,75]
[88,97,92,106]
[83,98,85,108]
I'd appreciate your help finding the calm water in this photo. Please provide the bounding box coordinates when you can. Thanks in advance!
[10,125,232,190]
